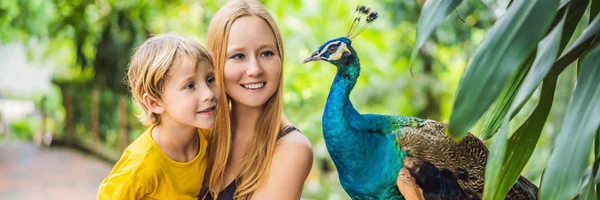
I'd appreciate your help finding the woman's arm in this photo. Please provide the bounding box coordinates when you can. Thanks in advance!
[251,131,314,199]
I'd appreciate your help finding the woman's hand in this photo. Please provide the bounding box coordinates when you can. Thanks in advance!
[397,161,425,200]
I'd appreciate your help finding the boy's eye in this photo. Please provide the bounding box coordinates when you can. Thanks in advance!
[206,76,215,84]
[184,82,195,90]
[261,51,274,57]
[230,53,245,60]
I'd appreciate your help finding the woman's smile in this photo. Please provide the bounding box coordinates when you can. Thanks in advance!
[241,82,266,90]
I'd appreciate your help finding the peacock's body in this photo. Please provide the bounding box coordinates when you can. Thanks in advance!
[302,6,538,200]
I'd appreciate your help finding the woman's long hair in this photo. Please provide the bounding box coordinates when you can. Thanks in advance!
[204,0,285,199]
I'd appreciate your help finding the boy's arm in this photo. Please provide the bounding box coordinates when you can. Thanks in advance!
[97,171,150,200]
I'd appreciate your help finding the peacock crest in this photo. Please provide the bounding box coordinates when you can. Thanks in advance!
[347,6,379,39]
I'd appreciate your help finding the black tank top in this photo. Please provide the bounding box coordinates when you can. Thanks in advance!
[201,125,301,200]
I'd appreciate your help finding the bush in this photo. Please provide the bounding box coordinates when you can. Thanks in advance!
[9,118,37,140]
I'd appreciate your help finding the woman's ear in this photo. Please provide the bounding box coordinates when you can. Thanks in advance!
[142,93,165,114]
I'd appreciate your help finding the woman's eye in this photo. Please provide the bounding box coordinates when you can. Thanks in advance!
[206,76,215,84]
[230,53,245,60]
[261,51,275,57]
[184,82,195,90]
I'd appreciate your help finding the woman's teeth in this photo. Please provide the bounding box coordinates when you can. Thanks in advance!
[242,82,265,89]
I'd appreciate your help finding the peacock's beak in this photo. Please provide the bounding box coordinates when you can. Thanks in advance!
[301,51,323,63]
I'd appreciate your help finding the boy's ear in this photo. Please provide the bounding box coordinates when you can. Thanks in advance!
[142,93,165,114]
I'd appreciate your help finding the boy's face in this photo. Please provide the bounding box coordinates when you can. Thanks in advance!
[160,57,219,129]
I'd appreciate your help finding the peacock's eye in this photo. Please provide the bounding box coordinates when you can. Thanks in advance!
[328,45,339,53]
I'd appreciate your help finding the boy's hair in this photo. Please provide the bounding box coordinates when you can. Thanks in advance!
[126,34,213,126]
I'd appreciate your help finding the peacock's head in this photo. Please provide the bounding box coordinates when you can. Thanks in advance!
[302,5,378,66]
[301,37,354,65]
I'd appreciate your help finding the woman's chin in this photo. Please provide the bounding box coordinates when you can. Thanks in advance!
[231,95,272,108]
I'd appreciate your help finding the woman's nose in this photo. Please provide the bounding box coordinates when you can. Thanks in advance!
[246,58,263,77]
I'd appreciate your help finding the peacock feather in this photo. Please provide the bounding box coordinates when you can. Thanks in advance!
[302,6,538,200]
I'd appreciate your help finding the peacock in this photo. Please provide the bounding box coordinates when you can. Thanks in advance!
[302,6,539,200]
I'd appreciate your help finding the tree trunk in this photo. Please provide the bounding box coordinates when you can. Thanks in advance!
[63,87,74,146]
[118,95,128,152]
[91,89,100,150]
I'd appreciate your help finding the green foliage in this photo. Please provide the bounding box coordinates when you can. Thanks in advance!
[447,0,559,139]
[485,14,566,198]
[541,42,600,200]
[9,118,37,140]
[409,0,462,71]
[480,56,531,140]
[414,0,600,198]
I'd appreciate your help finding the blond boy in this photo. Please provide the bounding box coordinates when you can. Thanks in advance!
[98,34,218,199]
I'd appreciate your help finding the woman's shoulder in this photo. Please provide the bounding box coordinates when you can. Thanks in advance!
[273,126,313,166]
[275,126,312,151]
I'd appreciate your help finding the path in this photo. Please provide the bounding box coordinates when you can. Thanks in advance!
[0,141,112,200]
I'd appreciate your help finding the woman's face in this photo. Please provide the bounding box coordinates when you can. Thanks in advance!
[224,15,282,109]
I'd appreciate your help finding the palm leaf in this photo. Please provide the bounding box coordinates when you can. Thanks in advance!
[577,169,598,200]
[559,0,589,51]
[596,129,600,185]
[540,43,600,199]
[409,0,463,71]
[554,5,600,70]
[448,0,559,139]
[591,0,599,21]
[483,13,566,199]
[479,0,582,140]
[480,58,531,140]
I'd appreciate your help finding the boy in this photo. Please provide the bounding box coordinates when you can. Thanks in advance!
[98,34,218,199]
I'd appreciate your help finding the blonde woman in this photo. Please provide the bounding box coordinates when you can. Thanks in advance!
[201,0,313,199]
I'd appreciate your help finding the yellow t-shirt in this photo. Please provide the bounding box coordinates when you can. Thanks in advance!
[97,126,209,200]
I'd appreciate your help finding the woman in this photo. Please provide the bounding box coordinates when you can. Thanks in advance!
[202,0,314,199]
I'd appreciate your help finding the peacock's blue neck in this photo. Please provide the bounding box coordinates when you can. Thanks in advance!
[322,50,362,135]
[320,45,410,198]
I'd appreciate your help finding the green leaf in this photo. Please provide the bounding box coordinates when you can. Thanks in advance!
[559,0,589,51]
[554,12,600,74]
[540,44,600,200]
[483,14,565,199]
[480,57,531,140]
[594,129,600,197]
[409,0,463,70]
[578,170,598,200]
[559,0,571,10]
[508,0,515,9]
[591,128,600,199]
[485,115,510,199]
[448,0,559,139]
[508,14,566,121]
[479,1,600,140]
[500,81,556,196]
[484,80,556,199]
[591,0,599,24]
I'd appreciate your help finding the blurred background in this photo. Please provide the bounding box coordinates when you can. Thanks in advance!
[0,0,581,199]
